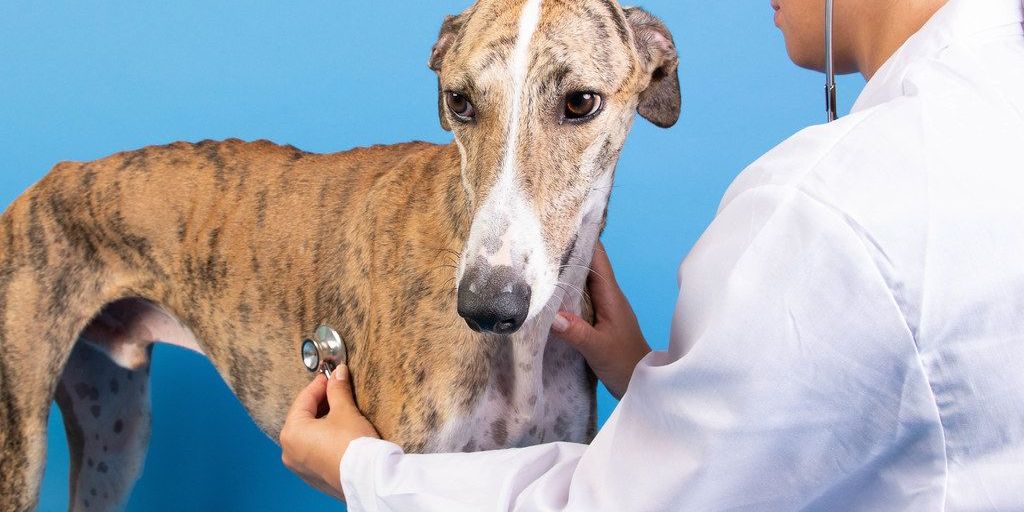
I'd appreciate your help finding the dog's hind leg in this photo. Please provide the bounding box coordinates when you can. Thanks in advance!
[54,341,151,512]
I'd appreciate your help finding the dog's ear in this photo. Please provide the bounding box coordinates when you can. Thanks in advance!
[428,14,464,131]
[624,7,681,128]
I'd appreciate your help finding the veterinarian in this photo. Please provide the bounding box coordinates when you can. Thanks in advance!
[281,0,1024,509]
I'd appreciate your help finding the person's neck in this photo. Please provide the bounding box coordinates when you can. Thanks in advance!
[852,0,948,80]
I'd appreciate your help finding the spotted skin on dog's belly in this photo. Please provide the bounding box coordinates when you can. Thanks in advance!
[427,333,596,453]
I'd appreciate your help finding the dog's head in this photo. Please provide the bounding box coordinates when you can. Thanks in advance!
[431,0,680,334]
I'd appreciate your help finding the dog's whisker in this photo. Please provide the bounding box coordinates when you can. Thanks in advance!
[539,302,558,324]
[588,184,621,192]
[427,245,462,257]
[555,282,590,305]
[427,246,464,269]
[430,265,461,278]
[551,255,612,288]
[556,264,612,288]
[554,282,583,300]
[560,280,592,302]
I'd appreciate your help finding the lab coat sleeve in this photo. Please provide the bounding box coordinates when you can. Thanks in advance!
[340,183,945,511]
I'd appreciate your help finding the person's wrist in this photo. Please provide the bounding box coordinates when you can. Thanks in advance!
[611,338,649,398]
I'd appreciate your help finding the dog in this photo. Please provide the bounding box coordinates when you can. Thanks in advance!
[0,0,680,509]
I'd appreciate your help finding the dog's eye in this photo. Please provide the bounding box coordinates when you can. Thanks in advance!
[564,92,602,121]
[446,92,476,122]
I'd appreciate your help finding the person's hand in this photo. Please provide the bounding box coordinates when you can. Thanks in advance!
[280,365,380,501]
[552,241,652,399]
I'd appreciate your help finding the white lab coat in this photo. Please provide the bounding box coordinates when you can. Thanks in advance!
[340,0,1024,509]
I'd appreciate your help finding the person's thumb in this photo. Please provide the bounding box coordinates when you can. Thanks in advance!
[326,364,357,412]
[285,374,328,423]
[551,311,598,353]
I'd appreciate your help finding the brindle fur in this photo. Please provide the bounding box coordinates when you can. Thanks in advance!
[0,0,680,509]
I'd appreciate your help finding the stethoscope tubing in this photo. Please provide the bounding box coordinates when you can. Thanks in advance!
[825,0,838,122]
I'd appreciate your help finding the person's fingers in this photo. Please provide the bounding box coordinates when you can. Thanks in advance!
[551,311,600,353]
[326,364,357,413]
[586,242,622,318]
[286,374,328,422]
[590,241,616,280]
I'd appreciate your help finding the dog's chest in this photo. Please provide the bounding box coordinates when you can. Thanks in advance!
[429,333,593,452]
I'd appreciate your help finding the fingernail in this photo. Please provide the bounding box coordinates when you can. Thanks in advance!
[334,365,349,380]
[552,313,570,332]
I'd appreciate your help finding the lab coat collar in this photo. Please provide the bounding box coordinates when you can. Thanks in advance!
[852,0,1024,113]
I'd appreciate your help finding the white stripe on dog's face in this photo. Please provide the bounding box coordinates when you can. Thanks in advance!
[444,0,655,331]
[460,0,547,315]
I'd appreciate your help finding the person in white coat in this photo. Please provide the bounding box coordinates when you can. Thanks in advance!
[280,0,1024,509]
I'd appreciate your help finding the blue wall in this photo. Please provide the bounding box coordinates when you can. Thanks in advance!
[0,1,864,510]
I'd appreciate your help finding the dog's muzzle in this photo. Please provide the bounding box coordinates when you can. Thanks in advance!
[457,264,531,335]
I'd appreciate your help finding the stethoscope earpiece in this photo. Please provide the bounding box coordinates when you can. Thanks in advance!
[300,324,347,379]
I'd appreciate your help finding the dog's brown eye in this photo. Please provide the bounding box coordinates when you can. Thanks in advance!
[446,92,476,121]
[564,92,602,121]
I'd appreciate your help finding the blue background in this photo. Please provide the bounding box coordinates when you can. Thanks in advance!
[0,1,864,510]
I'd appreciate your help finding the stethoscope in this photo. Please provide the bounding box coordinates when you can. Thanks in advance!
[301,324,347,380]
[825,0,838,122]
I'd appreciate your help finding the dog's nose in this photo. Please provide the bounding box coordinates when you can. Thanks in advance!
[457,265,531,335]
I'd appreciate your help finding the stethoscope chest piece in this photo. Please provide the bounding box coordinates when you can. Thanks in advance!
[301,324,347,379]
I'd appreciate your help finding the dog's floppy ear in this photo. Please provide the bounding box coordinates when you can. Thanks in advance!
[624,7,681,128]
[428,14,464,131]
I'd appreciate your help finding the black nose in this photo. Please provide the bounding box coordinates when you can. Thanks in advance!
[457,265,531,335]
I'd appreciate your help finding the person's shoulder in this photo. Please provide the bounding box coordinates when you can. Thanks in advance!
[719,98,928,213]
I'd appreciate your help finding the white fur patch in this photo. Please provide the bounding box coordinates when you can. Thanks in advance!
[501,0,543,183]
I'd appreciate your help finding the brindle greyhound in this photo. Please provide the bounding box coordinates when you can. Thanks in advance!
[0,0,680,509]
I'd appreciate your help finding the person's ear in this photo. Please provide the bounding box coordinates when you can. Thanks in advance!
[428,14,464,132]
[624,7,681,128]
